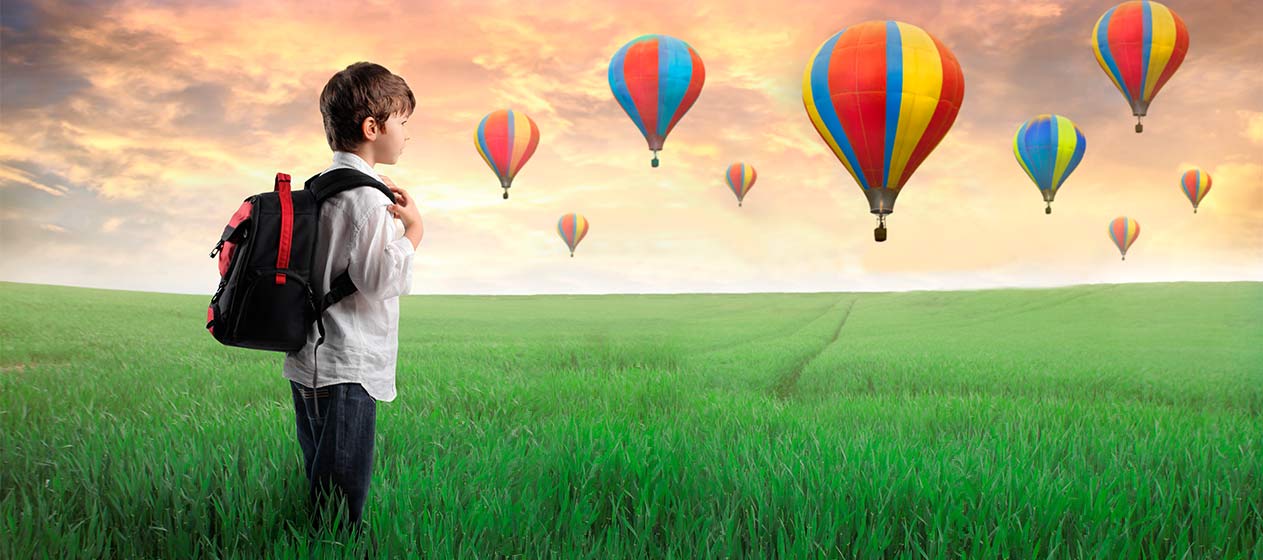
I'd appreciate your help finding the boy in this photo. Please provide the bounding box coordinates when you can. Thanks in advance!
[282,61,423,537]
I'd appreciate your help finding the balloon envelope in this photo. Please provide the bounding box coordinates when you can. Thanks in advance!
[475,109,540,198]
[557,213,590,256]
[1180,168,1211,212]
[1109,216,1141,260]
[608,34,705,167]
[803,20,964,219]
[1091,1,1189,131]
[725,163,757,206]
[1014,114,1086,212]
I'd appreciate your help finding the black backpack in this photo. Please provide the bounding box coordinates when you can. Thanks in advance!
[206,169,395,413]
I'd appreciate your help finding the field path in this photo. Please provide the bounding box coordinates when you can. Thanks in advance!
[770,297,856,399]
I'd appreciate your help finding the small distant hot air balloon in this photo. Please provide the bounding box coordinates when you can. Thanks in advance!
[1014,115,1087,214]
[803,21,964,242]
[557,213,590,257]
[1109,216,1141,260]
[475,109,540,199]
[1091,1,1189,133]
[608,34,705,168]
[725,163,757,207]
[1180,168,1212,213]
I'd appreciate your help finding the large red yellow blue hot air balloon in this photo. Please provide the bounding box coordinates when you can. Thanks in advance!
[1109,216,1141,260]
[725,163,757,207]
[1091,1,1189,133]
[1180,168,1212,213]
[803,21,964,242]
[557,213,590,257]
[475,109,540,199]
[1014,114,1087,215]
[608,34,705,168]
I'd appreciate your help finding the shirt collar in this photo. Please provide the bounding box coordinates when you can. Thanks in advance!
[330,151,382,182]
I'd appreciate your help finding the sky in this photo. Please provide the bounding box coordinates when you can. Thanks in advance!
[1,0,1260,295]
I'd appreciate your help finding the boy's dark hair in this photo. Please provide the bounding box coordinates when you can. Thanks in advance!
[319,62,416,152]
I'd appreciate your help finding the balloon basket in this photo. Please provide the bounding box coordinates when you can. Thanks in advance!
[874,226,887,242]
[1045,205,1052,215]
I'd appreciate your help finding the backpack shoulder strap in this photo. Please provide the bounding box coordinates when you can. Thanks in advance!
[303,168,398,313]
[304,168,396,205]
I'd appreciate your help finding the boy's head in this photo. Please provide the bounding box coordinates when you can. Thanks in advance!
[320,62,415,165]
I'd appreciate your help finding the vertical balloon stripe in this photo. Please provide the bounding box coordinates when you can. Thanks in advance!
[804,30,867,189]
[1140,1,1153,98]
[508,111,538,179]
[474,113,494,175]
[608,42,648,139]
[745,165,757,197]
[665,46,706,137]
[832,22,888,191]
[887,22,943,193]
[899,33,963,188]
[1028,118,1056,190]
[1109,2,1145,105]
[624,39,661,146]
[1143,2,1175,100]
[1092,7,1130,104]
[489,110,513,179]
[1013,122,1038,184]
[1051,116,1077,187]
[882,21,903,188]
[495,109,510,176]
[1151,9,1188,99]
[656,36,692,138]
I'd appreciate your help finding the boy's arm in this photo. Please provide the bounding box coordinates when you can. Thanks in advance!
[347,204,415,300]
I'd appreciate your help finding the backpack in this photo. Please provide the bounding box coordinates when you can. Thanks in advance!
[206,169,395,414]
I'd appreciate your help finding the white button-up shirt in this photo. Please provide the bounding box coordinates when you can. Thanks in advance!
[282,151,415,402]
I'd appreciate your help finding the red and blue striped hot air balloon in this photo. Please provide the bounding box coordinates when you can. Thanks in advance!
[1109,216,1141,260]
[725,163,757,207]
[608,34,705,168]
[1091,1,1189,133]
[475,109,540,199]
[557,213,590,257]
[1180,168,1211,213]
[803,21,964,242]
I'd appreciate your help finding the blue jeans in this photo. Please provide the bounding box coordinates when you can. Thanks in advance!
[290,380,376,535]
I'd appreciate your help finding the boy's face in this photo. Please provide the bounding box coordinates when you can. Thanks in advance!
[368,111,411,165]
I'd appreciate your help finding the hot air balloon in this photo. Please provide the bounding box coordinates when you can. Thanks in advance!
[475,109,540,199]
[1109,216,1140,260]
[803,21,964,242]
[557,213,589,257]
[725,163,757,207]
[608,34,705,168]
[1091,1,1189,133]
[1014,115,1087,214]
[1180,168,1211,213]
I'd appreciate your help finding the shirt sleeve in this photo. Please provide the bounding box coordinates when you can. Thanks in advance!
[347,203,415,301]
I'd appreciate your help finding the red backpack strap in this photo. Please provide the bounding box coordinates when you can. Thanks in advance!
[274,173,293,285]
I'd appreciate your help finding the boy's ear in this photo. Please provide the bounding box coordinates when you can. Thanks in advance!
[361,116,379,141]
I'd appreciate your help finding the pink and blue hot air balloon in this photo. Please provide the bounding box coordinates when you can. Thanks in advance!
[475,109,540,200]
[608,34,705,168]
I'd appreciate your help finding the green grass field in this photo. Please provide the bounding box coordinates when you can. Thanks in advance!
[1,281,1260,559]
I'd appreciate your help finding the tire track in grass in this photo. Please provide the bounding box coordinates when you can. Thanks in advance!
[771,297,857,400]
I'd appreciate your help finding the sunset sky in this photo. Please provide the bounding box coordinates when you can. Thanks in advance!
[2,0,1260,295]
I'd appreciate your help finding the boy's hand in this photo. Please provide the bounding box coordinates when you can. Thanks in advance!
[381,175,421,228]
